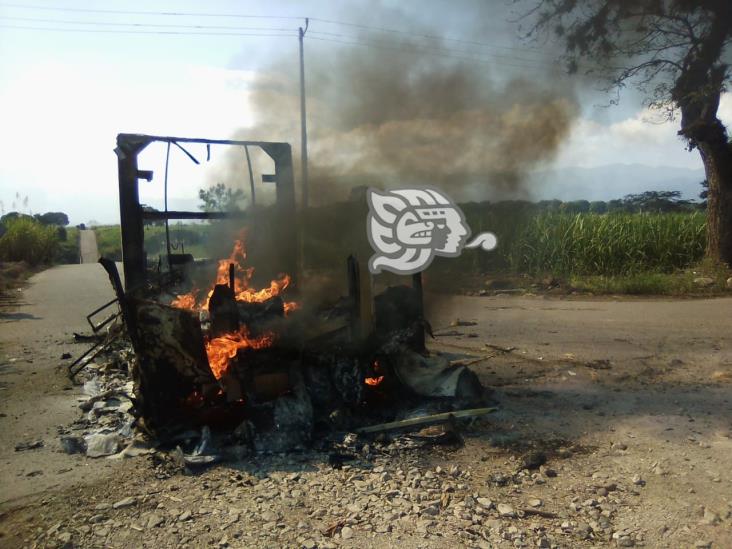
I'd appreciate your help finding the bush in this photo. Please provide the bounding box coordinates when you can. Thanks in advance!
[54,227,81,264]
[35,212,70,226]
[0,217,59,265]
[94,225,123,260]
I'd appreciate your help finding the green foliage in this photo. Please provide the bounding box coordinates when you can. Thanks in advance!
[94,225,123,260]
[589,201,608,214]
[620,191,692,213]
[92,199,712,293]
[0,217,59,265]
[143,224,210,259]
[1,211,70,226]
[301,200,708,280]
[198,183,245,212]
[526,2,730,111]
[560,200,590,213]
[1,212,33,225]
[34,211,70,226]
[510,212,706,276]
[95,224,213,262]
[571,267,729,295]
[53,226,80,264]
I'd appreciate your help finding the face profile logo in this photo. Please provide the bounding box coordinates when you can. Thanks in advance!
[367,187,497,275]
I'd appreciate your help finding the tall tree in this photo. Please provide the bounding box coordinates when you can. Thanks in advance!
[198,183,245,213]
[526,1,732,263]
[34,212,69,226]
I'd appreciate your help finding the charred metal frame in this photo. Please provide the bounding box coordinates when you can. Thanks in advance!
[115,133,297,291]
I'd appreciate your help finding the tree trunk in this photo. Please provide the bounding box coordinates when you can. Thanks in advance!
[671,5,732,264]
[694,119,732,265]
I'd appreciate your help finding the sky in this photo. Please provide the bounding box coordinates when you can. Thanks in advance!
[0,0,730,225]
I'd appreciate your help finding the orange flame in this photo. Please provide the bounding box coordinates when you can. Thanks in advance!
[365,376,385,387]
[171,238,297,313]
[206,327,274,379]
[169,237,296,379]
[170,291,199,311]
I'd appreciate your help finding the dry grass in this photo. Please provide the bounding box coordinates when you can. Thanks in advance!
[0,261,34,294]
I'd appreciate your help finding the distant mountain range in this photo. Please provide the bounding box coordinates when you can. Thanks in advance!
[527,163,706,202]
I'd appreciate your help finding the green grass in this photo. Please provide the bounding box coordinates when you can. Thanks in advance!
[571,273,699,295]
[95,223,213,262]
[94,225,123,260]
[142,223,211,259]
[55,226,80,264]
[570,258,730,295]
[0,261,34,293]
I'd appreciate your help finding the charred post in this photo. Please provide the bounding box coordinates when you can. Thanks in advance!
[412,272,426,351]
[209,284,239,336]
[115,135,149,291]
[347,255,361,341]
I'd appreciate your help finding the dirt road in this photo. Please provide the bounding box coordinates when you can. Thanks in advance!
[428,294,732,371]
[1,270,730,547]
[79,229,99,264]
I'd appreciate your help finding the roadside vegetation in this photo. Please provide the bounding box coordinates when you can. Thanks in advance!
[509,212,705,275]
[302,190,729,296]
[93,225,123,260]
[0,211,80,293]
[92,188,731,296]
[94,223,210,261]
[0,217,59,265]
[440,208,726,295]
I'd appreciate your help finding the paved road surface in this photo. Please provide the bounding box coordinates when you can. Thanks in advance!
[79,229,98,264]
[0,266,730,508]
[0,264,119,507]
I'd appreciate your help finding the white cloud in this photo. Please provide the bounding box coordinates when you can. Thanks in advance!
[553,94,731,172]
[554,106,699,170]
[0,61,256,223]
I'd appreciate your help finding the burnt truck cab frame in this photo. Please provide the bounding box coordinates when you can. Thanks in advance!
[114,133,297,292]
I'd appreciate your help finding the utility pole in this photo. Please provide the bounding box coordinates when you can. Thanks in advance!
[299,18,309,208]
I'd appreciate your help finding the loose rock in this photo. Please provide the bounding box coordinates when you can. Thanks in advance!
[497,503,516,518]
[693,277,715,288]
[85,433,120,458]
[112,496,136,509]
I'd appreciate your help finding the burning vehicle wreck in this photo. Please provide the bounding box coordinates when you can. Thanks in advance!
[104,133,491,458]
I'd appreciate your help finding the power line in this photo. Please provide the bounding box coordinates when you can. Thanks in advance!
[0,22,555,70]
[0,4,557,68]
[0,24,294,37]
[308,30,550,66]
[0,12,549,65]
[308,16,541,54]
[0,2,304,19]
[1,2,541,56]
[307,36,558,71]
[0,15,298,32]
